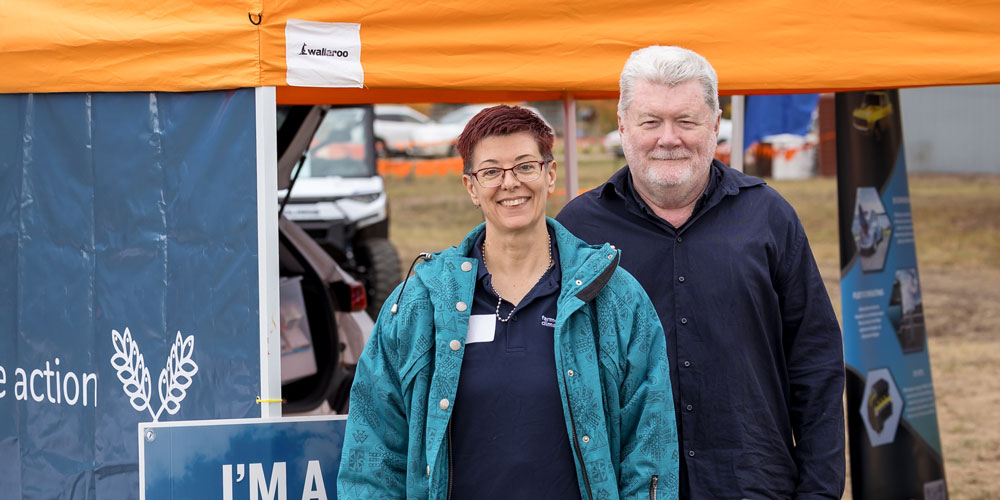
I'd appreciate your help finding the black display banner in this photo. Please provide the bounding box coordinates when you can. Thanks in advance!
[836,90,947,499]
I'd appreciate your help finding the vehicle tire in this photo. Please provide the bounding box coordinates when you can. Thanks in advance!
[355,237,402,317]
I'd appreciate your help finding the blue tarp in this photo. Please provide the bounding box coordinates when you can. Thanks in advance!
[744,94,820,149]
[0,90,261,499]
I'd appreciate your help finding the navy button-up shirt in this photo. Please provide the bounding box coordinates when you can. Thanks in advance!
[557,161,845,499]
[450,227,581,500]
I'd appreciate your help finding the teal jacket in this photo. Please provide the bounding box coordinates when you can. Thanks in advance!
[337,218,678,499]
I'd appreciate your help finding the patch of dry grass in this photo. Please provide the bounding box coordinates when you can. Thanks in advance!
[384,156,1000,498]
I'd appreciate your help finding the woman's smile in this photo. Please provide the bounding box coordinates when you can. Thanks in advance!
[498,196,530,207]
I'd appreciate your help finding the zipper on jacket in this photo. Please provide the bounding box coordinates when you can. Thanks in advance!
[649,475,658,500]
[561,373,594,500]
[447,419,454,500]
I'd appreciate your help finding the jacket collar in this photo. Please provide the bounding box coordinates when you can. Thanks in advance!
[413,217,619,304]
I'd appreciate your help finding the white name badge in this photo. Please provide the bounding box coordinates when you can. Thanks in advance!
[466,314,496,344]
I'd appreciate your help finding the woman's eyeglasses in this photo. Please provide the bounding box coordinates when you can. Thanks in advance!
[470,160,547,188]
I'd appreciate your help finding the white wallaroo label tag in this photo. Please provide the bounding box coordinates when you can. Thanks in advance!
[285,20,363,88]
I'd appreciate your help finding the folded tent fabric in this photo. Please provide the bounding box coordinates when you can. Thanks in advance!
[3,0,1000,99]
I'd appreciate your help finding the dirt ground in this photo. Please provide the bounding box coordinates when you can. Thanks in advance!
[386,163,1000,499]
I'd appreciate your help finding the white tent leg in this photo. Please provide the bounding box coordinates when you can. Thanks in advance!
[731,95,745,172]
[563,93,579,202]
[255,86,282,418]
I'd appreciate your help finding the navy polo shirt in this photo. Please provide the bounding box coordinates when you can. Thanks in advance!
[450,226,581,500]
[556,162,845,499]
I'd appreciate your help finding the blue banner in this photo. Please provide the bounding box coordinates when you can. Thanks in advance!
[835,90,947,499]
[0,90,261,499]
[139,416,347,500]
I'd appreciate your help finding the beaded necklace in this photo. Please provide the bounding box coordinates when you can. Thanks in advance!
[481,232,553,323]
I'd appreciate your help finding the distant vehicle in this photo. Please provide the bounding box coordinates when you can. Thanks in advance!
[604,130,624,156]
[279,105,402,321]
[373,104,433,157]
[408,103,549,157]
[273,106,383,414]
[718,118,733,143]
[852,91,893,134]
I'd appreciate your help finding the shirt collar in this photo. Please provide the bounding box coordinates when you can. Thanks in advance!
[600,159,765,224]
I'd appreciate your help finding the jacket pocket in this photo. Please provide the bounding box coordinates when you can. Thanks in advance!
[649,475,658,500]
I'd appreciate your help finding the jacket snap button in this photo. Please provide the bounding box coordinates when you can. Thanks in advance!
[567,369,575,377]
[449,339,461,351]
[686,404,693,411]
[575,279,582,286]
[680,317,688,325]
[582,435,590,443]
[678,276,685,283]
[607,254,614,259]
[426,465,431,475]
[688,450,695,457]
[461,261,473,272]
[683,360,691,367]
[455,301,467,312]
[439,399,450,410]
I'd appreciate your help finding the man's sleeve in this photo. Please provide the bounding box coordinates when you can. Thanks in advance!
[337,299,409,499]
[777,222,846,499]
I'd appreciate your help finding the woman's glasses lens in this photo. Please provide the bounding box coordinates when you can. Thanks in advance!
[476,161,544,187]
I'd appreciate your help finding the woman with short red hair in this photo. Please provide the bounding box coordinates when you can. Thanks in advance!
[338,105,678,500]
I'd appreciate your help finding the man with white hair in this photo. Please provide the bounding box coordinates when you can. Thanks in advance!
[557,46,845,499]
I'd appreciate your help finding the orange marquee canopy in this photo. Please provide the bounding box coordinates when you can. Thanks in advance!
[3,0,999,103]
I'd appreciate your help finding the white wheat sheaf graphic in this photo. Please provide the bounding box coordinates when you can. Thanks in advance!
[110,328,199,422]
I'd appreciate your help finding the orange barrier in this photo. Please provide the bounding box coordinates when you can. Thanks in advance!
[377,157,464,178]
[750,141,818,161]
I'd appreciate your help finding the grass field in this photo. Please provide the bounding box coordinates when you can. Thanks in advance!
[383,155,1000,499]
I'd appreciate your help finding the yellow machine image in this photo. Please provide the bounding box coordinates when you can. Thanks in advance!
[867,378,894,433]
[852,91,894,134]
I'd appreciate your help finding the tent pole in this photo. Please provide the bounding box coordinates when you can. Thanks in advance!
[731,95,745,172]
[255,86,282,418]
[563,93,579,202]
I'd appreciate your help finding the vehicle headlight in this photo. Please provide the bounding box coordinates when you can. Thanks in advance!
[345,193,380,203]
